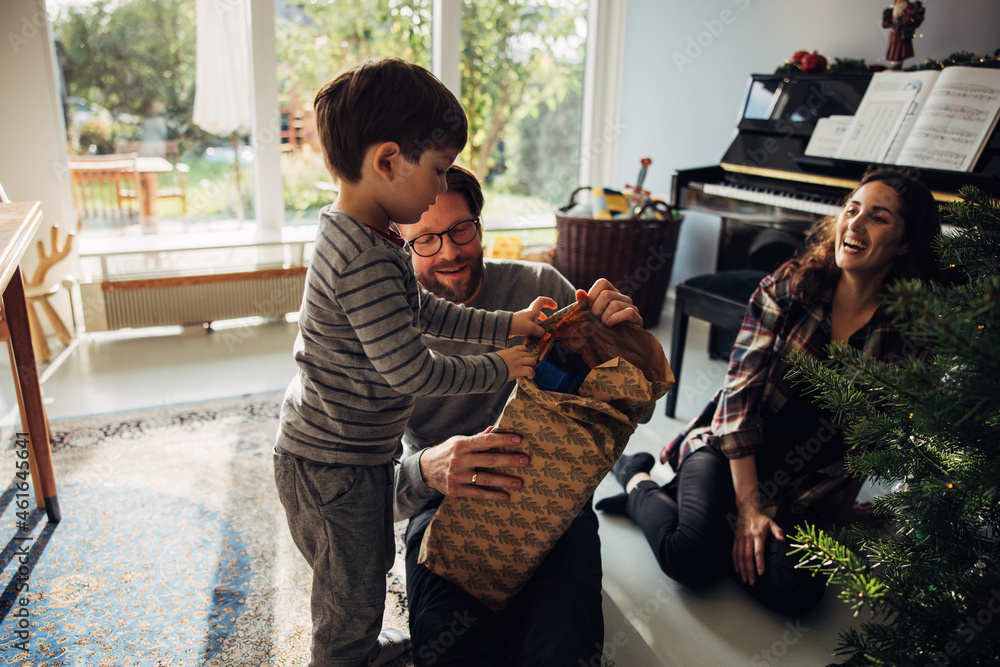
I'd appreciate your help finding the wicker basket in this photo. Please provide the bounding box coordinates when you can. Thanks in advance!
[552,187,683,328]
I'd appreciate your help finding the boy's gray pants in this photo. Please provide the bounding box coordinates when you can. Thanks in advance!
[274,452,395,667]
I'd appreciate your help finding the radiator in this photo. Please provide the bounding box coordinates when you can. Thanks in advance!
[80,267,307,331]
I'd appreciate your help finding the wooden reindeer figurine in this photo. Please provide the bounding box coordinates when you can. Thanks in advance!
[24,225,75,362]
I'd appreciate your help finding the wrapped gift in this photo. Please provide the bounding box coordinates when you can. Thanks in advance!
[418,299,673,612]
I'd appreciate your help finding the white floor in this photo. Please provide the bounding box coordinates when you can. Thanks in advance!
[0,317,300,424]
[1,299,864,665]
[2,297,724,428]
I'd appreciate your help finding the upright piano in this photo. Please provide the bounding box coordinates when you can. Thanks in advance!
[673,72,1000,274]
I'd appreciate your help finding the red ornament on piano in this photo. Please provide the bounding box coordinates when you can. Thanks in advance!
[796,51,829,74]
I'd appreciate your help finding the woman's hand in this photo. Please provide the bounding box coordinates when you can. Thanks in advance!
[732,504,785,586]
[510,296,557,338]
[729,455,784,585]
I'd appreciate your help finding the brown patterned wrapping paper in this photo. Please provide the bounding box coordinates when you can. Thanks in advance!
[418,299,673,612]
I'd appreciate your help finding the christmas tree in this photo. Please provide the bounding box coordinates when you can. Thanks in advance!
[787,186,1000,666]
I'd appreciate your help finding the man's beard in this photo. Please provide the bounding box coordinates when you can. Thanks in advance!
[417,248,485,304]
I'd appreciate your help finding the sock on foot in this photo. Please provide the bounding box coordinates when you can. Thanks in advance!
[610,452,654,489]
[368,627,411,667]
[595,492,628,515]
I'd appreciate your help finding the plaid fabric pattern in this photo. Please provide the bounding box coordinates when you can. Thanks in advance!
[666,273,905,514]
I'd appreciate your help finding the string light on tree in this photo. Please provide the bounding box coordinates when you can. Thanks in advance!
[786,186,1000,665]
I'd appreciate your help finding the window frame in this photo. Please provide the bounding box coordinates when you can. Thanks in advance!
[246,0,623,234]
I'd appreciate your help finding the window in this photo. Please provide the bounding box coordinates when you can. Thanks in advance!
[459,0,588,236]
[52,0,256,242]
[274,0,433,225]
[49,0,593,276]
[276,0,588,250]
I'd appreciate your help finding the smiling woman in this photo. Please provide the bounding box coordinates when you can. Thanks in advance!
[833,180,910,334]
[784,167,941,307]
[599,166,943,617]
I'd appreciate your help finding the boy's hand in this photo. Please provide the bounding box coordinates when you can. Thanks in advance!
[497,344,536,380]
[576,278,643,327]
[510,296,557,338]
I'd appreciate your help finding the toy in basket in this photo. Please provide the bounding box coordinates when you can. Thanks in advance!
[552,184,683,329]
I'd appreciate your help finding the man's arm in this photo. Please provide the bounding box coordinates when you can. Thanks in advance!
[394,447,440,521]
[394,430,531,521]
[394,272,643,520]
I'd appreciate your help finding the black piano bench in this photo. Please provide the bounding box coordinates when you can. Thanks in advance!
[665,269,768,418]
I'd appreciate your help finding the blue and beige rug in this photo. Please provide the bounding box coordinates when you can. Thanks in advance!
[0,392,411,666]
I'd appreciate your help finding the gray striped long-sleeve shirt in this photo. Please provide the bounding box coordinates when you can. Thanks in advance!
[276,209,513,466]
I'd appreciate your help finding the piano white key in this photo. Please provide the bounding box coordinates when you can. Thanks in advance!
[702,183,841,217]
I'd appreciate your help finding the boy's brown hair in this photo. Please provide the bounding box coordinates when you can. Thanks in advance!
[314,57,468,184]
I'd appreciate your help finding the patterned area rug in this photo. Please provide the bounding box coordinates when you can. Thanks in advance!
[0,392,412,666]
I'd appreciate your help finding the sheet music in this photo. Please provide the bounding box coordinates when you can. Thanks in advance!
[896,67,1000,172]
[835,90,914,163]
[872,70,942,163]
[804,115,854,158]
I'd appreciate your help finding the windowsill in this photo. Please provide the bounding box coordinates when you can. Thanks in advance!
[75,211,558,280]
[77,224,317,256]
[77,223,317,280]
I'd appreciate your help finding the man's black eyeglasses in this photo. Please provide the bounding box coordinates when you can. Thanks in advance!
[407,218,481,257]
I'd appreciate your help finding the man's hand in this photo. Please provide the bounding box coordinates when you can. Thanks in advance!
[418,428,530,502]
[577,278,643,327]
[510,296,557,338]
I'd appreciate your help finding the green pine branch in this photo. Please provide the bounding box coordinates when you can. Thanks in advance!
[783,187,1000,665]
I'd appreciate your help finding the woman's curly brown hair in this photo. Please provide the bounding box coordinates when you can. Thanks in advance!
[776,167,941,303]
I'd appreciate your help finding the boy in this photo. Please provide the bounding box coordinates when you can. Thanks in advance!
[273,57,553,667]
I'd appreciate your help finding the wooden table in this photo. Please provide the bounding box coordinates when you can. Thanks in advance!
[0,202,60,522]
[135,156,174,220]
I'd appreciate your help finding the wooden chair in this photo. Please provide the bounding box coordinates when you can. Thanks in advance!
[155,162,190,219]
[67,153,140,229]
[112,142,190,218]
[24,225,76,363]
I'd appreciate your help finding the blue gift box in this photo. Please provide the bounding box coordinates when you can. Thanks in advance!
[533,341,591,395]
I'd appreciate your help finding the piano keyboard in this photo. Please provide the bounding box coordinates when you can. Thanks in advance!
[702,183,842,217]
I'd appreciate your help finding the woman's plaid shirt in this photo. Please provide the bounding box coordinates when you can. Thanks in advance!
[667,272,909,514]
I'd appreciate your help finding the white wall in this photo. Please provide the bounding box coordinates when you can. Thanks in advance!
[0,0,79,296]
[617,0,1000,286]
